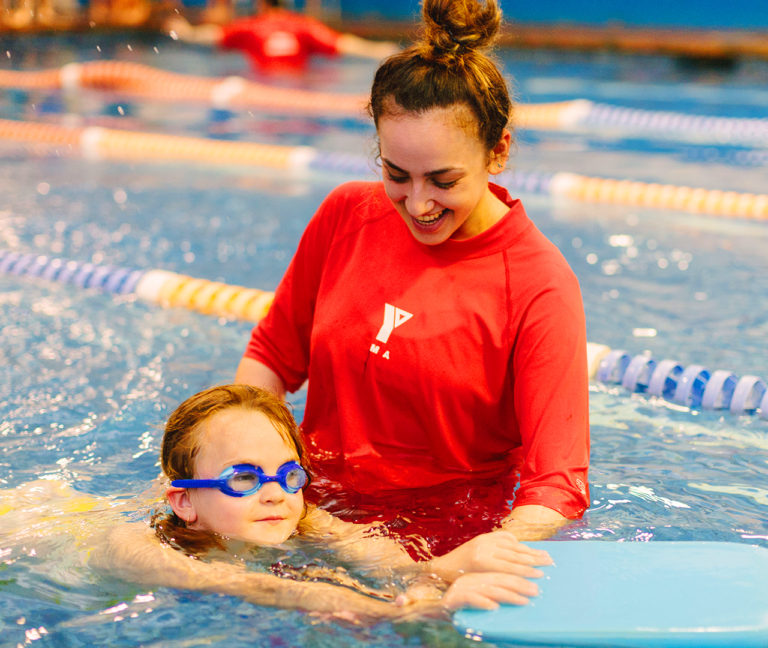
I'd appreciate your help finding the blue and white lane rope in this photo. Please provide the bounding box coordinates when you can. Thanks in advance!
[587,343,767,419]
[579,101,768,146]
[0,249,274,322]
[2,248,766,420]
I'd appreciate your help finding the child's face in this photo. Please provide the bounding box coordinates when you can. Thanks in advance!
[184,407,305,546]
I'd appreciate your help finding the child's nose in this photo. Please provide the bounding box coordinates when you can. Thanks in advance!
[258,481,286,503]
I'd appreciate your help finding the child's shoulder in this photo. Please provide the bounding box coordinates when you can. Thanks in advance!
[300,505,369,535]
[298,503,336,535]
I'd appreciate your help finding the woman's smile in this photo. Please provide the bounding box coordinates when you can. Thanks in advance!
[411,207,449,230]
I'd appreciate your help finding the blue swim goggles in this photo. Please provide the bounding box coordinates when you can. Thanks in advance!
[172,460,308,497]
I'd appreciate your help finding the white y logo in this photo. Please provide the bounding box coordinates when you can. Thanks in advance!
[375,303,413,344]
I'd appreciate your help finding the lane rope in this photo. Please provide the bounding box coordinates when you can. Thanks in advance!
[2,62,767,145]
[0,61,368,116]
[1,117,767,220]
[1,247,765,420]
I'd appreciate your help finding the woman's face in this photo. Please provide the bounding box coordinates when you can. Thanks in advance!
[182,407,305,546]
[377,103,510,245]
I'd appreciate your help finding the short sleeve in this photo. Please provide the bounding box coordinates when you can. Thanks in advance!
[510,267,590,518]
[242,187,343,392]
[301,15,342,55]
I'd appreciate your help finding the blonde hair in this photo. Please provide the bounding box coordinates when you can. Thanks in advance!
[153,384,306,555]
[368,0,512,151]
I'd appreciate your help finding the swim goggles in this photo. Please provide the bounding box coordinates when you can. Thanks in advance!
[171,461,308,497]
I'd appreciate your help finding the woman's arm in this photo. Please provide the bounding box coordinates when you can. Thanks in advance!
[234,356,286,398]
[164,15,223,46]
[501,504,567,541]
[336,34,400,60]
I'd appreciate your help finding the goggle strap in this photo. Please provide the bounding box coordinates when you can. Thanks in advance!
[171,478,224,489]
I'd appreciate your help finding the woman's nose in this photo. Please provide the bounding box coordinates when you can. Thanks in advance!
[405,183,435,216]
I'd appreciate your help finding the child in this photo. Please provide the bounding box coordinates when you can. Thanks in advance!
[99,383,550,620]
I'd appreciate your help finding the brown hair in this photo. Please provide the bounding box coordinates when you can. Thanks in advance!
[368,0,512,152]
[152,384,307,555]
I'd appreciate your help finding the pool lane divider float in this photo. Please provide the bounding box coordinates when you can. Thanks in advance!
[0,61,369,117]
[1,117,768,221]
[0,249,274,322]
[586,342,768,420]
[1,62,768,145]
[0,118,314,169]
[1,247,766,421]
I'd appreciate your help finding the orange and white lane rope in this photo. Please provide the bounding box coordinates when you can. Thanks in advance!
[0,117,316,168]
[135,268,274,322]
[0,60,369,115]
[1,116,767,220]
[545,172,768,220]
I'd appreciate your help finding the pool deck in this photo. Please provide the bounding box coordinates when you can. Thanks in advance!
[339,20,768,61]
[1,13,768,61]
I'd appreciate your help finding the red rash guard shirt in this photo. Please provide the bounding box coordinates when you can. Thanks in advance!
[219,11,341,70]
[244,181,590,555]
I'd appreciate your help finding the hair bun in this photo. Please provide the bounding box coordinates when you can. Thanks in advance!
[421,0,501,61]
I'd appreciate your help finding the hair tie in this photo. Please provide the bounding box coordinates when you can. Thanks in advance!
[445,28,463,48]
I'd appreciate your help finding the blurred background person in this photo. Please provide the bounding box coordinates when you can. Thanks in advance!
[165,0,401,73]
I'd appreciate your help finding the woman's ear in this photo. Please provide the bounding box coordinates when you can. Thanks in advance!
[488,128,512,175]
[167,487,198,525]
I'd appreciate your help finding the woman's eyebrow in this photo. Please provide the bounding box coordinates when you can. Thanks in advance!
[382,158,462,176]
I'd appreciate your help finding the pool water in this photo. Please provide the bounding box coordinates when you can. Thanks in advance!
[1,32,768,647]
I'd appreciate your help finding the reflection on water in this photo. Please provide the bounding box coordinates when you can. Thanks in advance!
[2,32,768,648]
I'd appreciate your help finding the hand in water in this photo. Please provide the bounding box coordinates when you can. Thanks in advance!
[442,571,540,610]
[426,530,553,582]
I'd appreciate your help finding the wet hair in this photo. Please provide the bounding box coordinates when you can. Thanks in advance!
[152,384,307,556]
[368,0,512,152]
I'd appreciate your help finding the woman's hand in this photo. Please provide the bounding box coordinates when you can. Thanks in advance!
[442,571,540,610]
[426,530,552,582]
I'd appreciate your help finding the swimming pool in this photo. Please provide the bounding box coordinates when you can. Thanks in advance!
[1,32,767,647]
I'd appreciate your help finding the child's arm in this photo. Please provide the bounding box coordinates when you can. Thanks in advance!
[299,506,417,570]
[91,521,440,621]
[409,570,541,611]
[302,506,551,583]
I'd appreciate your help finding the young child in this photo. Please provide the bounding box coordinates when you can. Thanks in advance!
[101,383,550,620]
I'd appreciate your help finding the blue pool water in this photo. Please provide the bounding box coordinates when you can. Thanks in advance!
[1,32,768,647]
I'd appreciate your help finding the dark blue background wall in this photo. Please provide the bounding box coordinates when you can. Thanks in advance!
[338,0,768,30]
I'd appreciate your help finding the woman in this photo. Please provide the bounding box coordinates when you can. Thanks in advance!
[235,0,590,553]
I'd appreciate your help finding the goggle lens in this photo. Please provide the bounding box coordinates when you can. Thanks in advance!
[283,465,307,492]
[226,470,261,493]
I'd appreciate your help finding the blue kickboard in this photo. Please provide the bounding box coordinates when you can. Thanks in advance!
[453,541,768,647]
